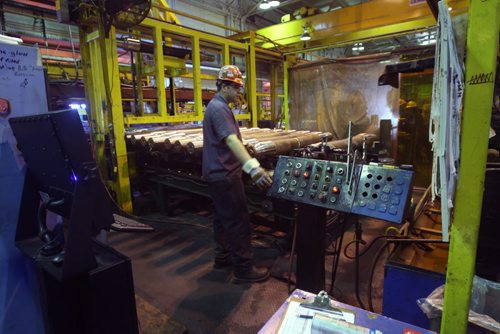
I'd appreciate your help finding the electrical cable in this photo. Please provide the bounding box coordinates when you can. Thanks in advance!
[353,220,366,310]
[328,217,346,295]
[287,217,298,295]
[66,24,79,85]
[367,241,394,312]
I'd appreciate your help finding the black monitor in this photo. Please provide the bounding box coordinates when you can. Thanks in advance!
[9,109,114,279]
[9,109,93,218]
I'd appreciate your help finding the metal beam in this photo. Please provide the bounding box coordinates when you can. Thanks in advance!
[441,0,500,333]
[255,0,468,49]
[247,31,258,127]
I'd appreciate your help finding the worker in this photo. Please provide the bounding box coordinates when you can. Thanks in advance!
[202,65,272,283]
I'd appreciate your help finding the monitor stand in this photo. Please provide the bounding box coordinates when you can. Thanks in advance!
[16,162,139,334]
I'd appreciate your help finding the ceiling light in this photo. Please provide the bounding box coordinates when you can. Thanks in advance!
[269,0,280,7]
[300,25,311,41]
[417,31,436,45]
[300,31,311,41]
[352,42,365,52]
[259,1,271,9]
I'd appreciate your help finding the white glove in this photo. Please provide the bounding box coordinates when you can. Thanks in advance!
[250,166,272,190]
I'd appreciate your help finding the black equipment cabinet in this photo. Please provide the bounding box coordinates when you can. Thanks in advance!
[30,240,139,334]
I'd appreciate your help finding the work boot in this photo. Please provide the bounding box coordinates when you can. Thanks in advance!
[233,266,270,283]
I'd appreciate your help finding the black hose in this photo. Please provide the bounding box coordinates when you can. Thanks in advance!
[329,218,346,295]
[367,241,394,312]
[287,218,298,295]
[354,220,366,310]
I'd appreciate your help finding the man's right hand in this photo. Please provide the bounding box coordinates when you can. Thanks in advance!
[250,166,272,190]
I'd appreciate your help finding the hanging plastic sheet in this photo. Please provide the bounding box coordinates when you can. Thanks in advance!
[288,58,399,141]
[429,1,464,241]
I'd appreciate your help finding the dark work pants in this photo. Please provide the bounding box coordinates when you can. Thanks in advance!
[207,175,253,273]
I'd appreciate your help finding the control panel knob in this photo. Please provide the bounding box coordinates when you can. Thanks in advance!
[324,176,331,182]
[322,184,328,191]
[300,181,307,188]
[318,192,327,202]
[284,170,290,176]
[331,186,340,194]
[311,183,318,190]
[297,190,304,197]
[290,179,297,186]
[288,187,296,194]
[316,164,323,171]
[337,168,344,175]
[326,166,334,173]
[303,171,310,179]
[306,163,313,170]
[293,170,300,177]
[309,192,316,199]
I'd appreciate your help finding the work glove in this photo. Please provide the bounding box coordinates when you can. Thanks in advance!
[250,166,272,190]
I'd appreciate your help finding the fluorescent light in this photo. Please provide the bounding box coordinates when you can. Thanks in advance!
[352,42,364,52]
[269,0,280,7]
[185,63,221,71]
[69,104,80,109]
[259,1,271,9]
[417,31,436,45]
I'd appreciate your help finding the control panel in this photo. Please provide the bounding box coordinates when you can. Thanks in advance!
[350,164,413,223]
[268,156,413,224]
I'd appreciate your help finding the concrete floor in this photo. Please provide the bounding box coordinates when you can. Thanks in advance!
[108,203,393,334]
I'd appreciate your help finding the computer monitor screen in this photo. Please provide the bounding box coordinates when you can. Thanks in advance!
[9,109,94,218]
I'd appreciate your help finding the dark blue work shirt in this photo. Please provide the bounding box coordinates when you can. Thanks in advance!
[202,94,242,181]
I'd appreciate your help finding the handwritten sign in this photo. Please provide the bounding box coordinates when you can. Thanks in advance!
[0,43,47,122]
[0,43,38,69]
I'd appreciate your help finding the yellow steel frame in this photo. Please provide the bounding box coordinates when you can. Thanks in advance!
[441,0,499,332]
[122,17,253,125]
[255,0,468,51]
[82,27,133,212]
[80,5,285,210]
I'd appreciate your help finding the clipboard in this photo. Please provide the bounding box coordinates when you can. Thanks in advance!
[276,291,356,334]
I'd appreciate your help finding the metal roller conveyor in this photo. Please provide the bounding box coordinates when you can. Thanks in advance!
[147,132,199,151]
[247,132,332,157]
[164,134,200,151]
[173,136,203,153]
[186,140,204,156]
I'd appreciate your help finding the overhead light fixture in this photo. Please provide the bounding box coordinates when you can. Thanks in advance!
[259,1,271,9]
[259,0,279,9]
[352,42,365,52]
[300,25,311,41]
[416,31,436,46]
